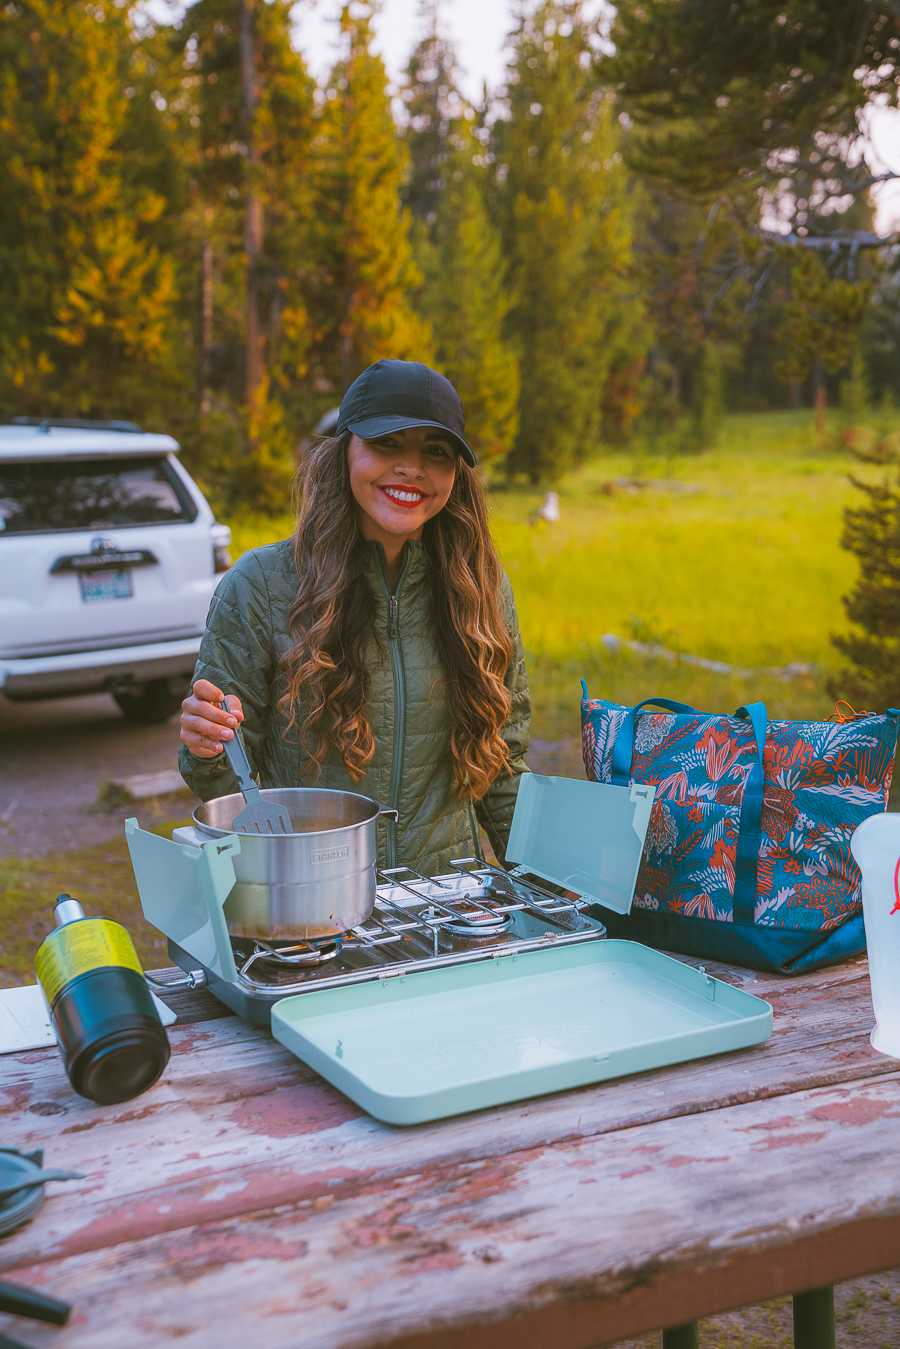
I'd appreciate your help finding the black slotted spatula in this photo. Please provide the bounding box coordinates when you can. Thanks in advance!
[220,698,292,835]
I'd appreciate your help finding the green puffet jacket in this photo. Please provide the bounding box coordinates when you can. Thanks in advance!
[179,536,532,876]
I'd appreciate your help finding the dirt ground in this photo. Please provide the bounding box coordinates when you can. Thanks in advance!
[0,690,196,858]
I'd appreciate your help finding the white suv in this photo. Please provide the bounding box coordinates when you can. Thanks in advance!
[0,419,230,722]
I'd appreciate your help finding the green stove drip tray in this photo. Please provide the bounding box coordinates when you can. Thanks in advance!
[271,941,772,1125]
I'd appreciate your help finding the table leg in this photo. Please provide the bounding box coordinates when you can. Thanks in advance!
[662,1323,699,1349]
[793,1285,835,1349]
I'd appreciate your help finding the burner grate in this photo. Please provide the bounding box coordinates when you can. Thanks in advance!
[361,858,588,951]
[230,858,599,995]
[237,936,343,975]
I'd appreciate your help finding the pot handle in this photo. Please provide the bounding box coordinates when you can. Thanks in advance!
[378,806,399,823]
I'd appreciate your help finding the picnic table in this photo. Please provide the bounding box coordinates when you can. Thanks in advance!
[1,952,898,1349]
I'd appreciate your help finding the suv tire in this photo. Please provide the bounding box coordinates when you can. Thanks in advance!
[113,677,187,724]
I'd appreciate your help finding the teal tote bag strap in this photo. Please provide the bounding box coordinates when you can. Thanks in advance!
[609,697,699,786]
[732,702,767,926]
[597,688,767,922]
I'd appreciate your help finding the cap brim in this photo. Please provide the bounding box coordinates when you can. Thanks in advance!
[344,416,476,467]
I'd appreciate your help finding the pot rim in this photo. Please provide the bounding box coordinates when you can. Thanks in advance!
[192,786,383,840]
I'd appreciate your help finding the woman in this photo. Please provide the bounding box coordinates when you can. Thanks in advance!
[179,358,530,875]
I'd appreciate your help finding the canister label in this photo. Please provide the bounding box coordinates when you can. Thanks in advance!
[35,920,143,1008]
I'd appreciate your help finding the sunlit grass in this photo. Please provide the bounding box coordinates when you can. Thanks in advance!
[224,409,890,738]
[229,512,295,560]
[491,409,866,671]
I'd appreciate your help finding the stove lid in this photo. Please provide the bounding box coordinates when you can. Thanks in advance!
[271,940,772,1126]
[505,774,655,915]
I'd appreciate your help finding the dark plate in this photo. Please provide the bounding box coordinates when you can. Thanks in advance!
[0,1149,45,1238]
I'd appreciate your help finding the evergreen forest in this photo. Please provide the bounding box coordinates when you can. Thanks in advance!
[2,0,900,515]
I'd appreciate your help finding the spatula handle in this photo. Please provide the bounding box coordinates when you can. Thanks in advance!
[220,700,257,795]
[0,1170,84,1200]
[0,1279,71,1325]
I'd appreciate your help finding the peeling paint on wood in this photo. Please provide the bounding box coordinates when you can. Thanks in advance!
[0,955,897,1348]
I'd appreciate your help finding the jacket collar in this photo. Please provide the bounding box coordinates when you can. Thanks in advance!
[366,538,430,591]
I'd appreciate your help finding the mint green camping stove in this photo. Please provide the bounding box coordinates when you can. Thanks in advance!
[125,774,772,1124]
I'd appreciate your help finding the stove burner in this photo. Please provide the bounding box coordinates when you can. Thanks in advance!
[440,904,513,937]
[234,936,343,978]
[377,866,518,940]
[262,939,342,966]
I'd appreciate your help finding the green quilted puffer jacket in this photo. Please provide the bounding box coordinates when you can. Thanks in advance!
[179,536,531,876]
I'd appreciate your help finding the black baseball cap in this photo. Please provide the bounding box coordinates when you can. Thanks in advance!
[336,359,475,467]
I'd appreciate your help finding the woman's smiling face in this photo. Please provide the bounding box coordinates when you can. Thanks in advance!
[347,427,458,550]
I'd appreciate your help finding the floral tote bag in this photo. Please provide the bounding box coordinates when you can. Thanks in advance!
[581,687,900,973]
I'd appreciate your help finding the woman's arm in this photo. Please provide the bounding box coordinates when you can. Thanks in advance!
[178,551,277,801]
[475,573,531,864]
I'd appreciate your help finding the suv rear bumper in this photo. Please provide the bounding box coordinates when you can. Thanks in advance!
[0,636,202,702]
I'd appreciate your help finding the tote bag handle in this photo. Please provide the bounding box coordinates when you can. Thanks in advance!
[732,703,767,926]
[604,694,768,926]
[609,697,700,785]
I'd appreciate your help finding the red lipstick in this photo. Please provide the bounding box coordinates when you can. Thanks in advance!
[378,484,428,510]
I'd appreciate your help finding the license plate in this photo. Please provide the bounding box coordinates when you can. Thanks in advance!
[79,570,133,602]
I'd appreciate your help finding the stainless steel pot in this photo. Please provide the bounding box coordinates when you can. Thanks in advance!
[192,788,397,940]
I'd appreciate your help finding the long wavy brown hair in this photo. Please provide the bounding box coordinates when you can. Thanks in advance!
[279,433,514,799]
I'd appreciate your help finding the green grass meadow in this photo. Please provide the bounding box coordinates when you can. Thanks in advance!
[233,409,883,739]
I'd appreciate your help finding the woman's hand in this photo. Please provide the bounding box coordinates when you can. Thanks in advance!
[180,679,244,759]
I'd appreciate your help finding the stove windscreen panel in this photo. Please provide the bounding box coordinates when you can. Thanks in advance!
[127,819,239,981]
[506,775,655,915]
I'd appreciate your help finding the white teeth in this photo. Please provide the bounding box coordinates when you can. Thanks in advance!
[383,487,424,504]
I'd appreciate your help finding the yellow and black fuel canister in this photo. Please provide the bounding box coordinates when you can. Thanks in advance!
[34,895,170,1105]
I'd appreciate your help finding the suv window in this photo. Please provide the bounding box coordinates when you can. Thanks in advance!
[0,457,198,534]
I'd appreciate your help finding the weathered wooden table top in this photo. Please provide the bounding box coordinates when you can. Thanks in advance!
[1,953,899,1349]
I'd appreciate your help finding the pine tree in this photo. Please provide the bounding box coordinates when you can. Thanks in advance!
[591,151,654,447]
[493,1,647,482]
[162,0,316,511]
[832,437,900,709]
[417,136,520,466]
[305,5,431,401]
[400,21,466,224]
[403,26,519,465]
[0,1,181,421]
[628,184,750,434]
[773,253,873,390]
[690,341,725,451]
[610,0,892,416]
[611,0,900,222]
[833,348,871,452]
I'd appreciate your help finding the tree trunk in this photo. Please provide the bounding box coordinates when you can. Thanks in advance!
[340,311,354,395]
[669,365,681,425]
[200,238,213,415]
[240,0,264,411]
[813,361,827,437]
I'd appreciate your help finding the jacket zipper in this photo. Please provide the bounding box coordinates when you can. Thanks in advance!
[374,547,410,870]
